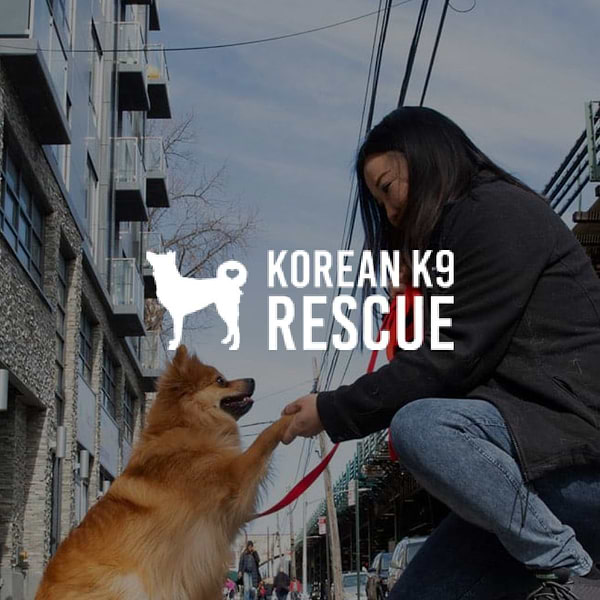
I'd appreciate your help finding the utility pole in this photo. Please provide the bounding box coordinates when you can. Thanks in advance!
[302,500,308,597]
[267,527,270,578]
[276,512,282,573]
[289,500,296,578]
[313,357,343,600]
[355,445,361,600]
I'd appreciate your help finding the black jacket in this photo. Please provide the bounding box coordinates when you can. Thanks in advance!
[274,571,291,592]
[317,175,600,482]
[239,551,261,587]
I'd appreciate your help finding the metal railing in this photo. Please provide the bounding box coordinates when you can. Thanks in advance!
[146,43,169,82]
[114,137,145,186]
[34,0,68,114]
[117,21,146,67]
[141,230,165,263]
[110,258,144,318]
[543,102,600,218]
[141,331,166,372]
[144,137,167,174]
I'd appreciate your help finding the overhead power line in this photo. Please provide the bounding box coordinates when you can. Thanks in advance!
[449,0,476,13]
[164,0,415,52]
[0,0,415,54]
[323,0,469,391]
[319,0,395,394]
[397,0,430,108]
[419,0,450,106]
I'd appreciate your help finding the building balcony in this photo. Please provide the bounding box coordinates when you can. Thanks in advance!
[117,21,150,112]
[126,331,165,392]
[109,258,145,336]
[0,0,70,144]
[144,137,169,208]
[114,137,148,222]
[146,44,171,119]
[140,331,166,391]
[140,230,164,298]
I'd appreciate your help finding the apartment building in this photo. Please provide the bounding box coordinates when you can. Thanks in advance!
[0,0,172,597]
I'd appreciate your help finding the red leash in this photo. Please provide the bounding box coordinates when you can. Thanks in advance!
[257,442,339,517]
[256,287,420,518]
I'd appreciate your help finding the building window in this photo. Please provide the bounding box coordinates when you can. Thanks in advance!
[50,394,64,556]
[84,157,99,246]
[89,23,103,132]
[61,97,72,189]
[101,348,117,419]
[79,311,93,383]
[0,140,44,286]
[123,386,135,443]
[50,453,62,554]
[56,252,68,397]
[99,468,113,496]
[49,0,72,47]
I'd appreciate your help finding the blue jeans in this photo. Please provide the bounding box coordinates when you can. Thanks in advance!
[388,398,600,600]
[243,573,255,600]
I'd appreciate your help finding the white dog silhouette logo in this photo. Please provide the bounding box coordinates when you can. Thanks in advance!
[146,251,248,351]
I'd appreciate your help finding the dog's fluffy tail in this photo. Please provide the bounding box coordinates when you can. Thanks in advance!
[217,260,248,287]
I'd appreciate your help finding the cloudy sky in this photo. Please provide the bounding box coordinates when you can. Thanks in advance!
[152,0,600,547]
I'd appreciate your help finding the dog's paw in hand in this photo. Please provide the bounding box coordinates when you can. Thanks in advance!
[280,394,323,444]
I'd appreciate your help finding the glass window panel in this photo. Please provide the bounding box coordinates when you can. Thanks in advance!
[3,221,17,248]
[57,281,66,306]
[18,211,29,243]
[32,204,43,235]
[20,183,32,213]
[3,191,16,225]
[58,252,67,280]
[4,152,18,192]
[31,236,42,268]
[31,264,42,286]
[17,241,28,264]
[55,363,64,396]
[56,333,64,358]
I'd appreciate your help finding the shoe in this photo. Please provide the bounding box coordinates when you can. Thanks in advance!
[527,567,600,600]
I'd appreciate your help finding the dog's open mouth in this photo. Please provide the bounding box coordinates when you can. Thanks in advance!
[220,393,254,420]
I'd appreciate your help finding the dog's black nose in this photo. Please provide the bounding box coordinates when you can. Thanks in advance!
[245,378,255,395]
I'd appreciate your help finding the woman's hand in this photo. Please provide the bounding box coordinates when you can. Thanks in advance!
[281,393,323,444]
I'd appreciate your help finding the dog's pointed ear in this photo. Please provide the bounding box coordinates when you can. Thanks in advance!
[173,344,188,366]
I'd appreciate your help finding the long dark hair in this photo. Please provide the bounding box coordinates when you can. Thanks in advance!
[356,107,531,277]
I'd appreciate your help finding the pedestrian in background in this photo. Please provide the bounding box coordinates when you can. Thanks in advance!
[238,541,261,600]
[290,577,302,600]
[274,570,291,600]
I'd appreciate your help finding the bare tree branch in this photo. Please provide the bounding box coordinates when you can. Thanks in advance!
[144,113,258,337]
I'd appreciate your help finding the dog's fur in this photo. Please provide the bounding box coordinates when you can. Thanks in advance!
[36,346,291,600]
[146,252,248,351]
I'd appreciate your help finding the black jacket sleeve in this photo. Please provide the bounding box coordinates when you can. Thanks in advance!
[317,186,557,442]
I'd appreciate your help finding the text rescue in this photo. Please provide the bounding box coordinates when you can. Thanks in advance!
[267,250,455,351]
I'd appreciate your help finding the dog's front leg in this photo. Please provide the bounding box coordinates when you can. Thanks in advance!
[230,415,293,518]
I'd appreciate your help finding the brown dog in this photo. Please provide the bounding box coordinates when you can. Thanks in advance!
[36,345,292,600]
